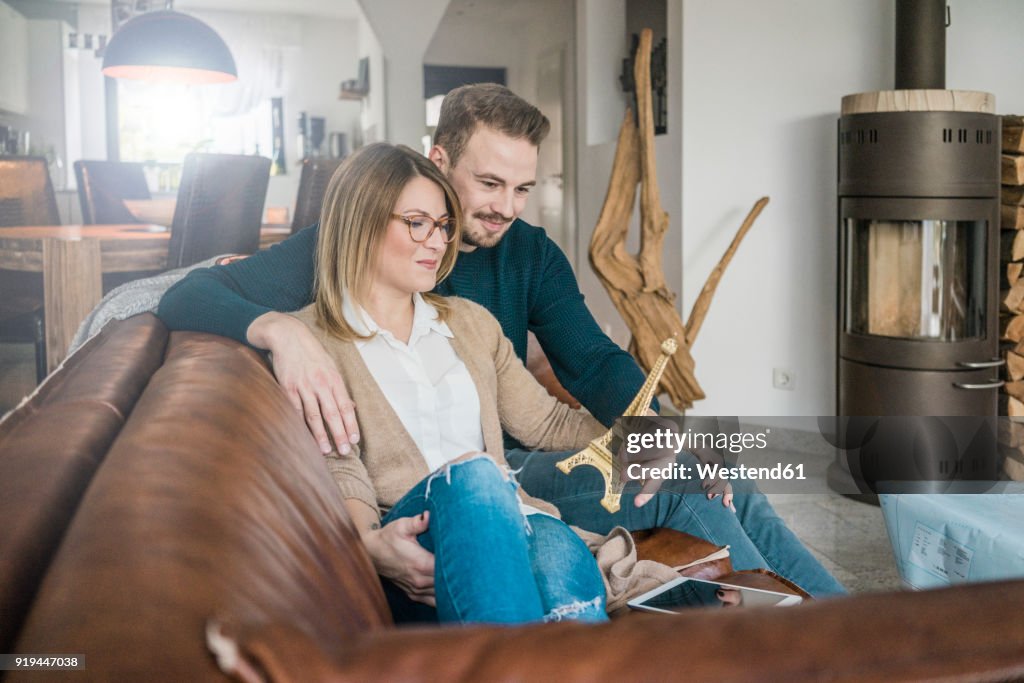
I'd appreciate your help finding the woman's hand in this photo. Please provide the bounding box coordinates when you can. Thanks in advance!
[694,447,734,510]
[704,481,735,511]
[247,311,360,455]
[362,512,437,606]
[625,412,676,508]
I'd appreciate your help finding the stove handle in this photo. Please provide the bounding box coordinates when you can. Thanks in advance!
[957,359,1006,369]
[953,379,1005,390]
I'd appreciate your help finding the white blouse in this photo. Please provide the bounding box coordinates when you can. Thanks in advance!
[342,293,485,472]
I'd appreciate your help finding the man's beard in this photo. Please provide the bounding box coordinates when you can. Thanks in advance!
[461,212,513,248]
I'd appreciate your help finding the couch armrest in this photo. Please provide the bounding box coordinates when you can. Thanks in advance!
[224,579,1024,682]
[10,330,390,682]
[0,314,167,653]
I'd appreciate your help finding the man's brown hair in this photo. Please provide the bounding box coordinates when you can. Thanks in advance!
[433,83,550,166]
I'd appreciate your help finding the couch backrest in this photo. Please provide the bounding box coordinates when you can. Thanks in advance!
[0,313,168,653]
[13,328,389,680]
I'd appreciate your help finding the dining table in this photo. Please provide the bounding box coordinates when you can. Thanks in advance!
[0,223,290,373]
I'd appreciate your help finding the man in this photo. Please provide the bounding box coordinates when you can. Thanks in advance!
[160,84,642,458]
[158,84,843,598]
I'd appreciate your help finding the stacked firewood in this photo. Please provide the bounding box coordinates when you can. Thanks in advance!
[1000,114,1024,479]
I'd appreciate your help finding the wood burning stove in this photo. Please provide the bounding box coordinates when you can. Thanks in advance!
[830,0,1002,496]
[836,0,1002,419]
[837,112,1001,417]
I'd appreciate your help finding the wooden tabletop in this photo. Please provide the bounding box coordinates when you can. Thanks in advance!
[0,223,171,239]
[0,224,290,273]
[0,224,170,273]
[0,223,291,373]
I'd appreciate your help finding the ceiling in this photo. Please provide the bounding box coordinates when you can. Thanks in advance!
[444,0,565,25]
[39,0,564,23]
[44,0,362,19]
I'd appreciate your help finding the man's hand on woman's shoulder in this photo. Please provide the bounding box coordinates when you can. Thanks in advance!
[247,311,360,455]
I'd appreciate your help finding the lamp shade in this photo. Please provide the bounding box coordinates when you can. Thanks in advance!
[102,10,237,84]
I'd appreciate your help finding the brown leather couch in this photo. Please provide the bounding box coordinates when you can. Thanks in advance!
[2,314,1024,681]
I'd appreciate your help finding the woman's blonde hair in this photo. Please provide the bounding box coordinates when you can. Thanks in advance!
[314,143,463,340]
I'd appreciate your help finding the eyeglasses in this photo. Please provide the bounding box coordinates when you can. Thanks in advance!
[391,213,457,244]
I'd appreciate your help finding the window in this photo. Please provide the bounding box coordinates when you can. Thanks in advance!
[117,80,272,165]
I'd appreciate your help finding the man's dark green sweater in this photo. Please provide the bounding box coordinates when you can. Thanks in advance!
[157,219,651,427]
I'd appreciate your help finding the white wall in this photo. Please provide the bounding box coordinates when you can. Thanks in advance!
[355,0,449,148]
[946,0,1024,113]
[26,20,68,178]
[681,0,891,417]
[679,0,1024,417]
[74,5,111,165]
[266,14,364,212]
[574,0,684,354]
[425,2,577,103]
[356,11,385,146]
[425,12,525,96]
[580,0,627,147]
[0,1,29,114]
[424,0,575,235]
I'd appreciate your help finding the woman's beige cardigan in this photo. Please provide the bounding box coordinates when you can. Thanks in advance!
[291,296,605,518]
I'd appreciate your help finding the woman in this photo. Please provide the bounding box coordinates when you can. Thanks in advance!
[292,143,609,624]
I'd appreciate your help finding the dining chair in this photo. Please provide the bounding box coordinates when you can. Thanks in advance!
[166,153,271,269]
[291,157,344,233]
[73,160,151,224]
[0,156,60,227]
[0,157,60,383]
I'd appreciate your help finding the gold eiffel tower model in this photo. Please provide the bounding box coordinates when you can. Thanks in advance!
[556,338,678,513]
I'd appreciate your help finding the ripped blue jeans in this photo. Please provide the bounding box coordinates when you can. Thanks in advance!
[380,455,608,625]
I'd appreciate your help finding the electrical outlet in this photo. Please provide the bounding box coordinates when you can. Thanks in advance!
[773,367,795,391]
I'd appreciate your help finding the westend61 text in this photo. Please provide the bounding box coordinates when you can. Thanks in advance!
[626,462,807,482]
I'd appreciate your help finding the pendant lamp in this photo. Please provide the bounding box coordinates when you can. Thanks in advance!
[102,8,237,84]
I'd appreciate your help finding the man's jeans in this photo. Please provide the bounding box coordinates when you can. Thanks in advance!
[506,449,847,597]
[381,456,608,624]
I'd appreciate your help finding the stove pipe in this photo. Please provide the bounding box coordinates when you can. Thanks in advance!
[895,0,946,89]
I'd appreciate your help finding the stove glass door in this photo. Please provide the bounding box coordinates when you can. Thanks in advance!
[845,218,987,341]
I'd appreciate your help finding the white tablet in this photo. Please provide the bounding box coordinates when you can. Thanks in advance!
[627,576,803,613]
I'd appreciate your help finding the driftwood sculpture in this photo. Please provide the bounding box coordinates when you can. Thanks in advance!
[589,28,768,410]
